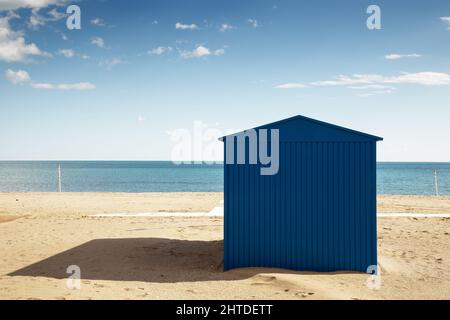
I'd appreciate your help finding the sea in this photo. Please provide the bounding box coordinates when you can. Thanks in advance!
[0,161,448,195]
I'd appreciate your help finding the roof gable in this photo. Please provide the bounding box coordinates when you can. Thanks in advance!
[220,115,383,142]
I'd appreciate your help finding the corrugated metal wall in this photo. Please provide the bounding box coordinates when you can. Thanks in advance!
[224,141,377,272]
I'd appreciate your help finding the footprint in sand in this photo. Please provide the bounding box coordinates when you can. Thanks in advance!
[295,292,315,298]
[250,275,278,286]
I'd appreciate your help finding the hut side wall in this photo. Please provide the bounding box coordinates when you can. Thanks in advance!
[224,141,377,272]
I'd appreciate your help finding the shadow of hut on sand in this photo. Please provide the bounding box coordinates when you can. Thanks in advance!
[9,237,360,283]
[9,238,242,283]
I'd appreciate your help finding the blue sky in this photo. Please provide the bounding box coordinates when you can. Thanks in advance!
[1,0,450,161]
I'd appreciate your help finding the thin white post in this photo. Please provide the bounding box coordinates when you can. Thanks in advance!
[58,164,62,193]
[434,170,439,196]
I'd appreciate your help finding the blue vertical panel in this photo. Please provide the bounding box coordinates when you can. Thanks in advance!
[323,142,329,271]
[223,143,228,270]
[306,142,312,270]
[361,142,367,269]
[300,142,307,270]
[338,142,345,270]
[355,142,361,270]
[371,143,378,268]
[349,142,355,270]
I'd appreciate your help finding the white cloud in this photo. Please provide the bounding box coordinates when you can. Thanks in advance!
[0,0,64,11]
[6,10,21,19]
[219,23,234,32]
[91,36,106,48]
[0,16,48,62]
[47,7,65,19]
[276,72,450,97]
[5,68,95,90]
[138,115,145,123]
[27,7,66,29]
[275,83,308,89]
[440,17,450,29]
[175,22,198,30]
[358,89,395,98]
[248,18,259,28]
[148,46,172,55]
[180,45,210,58]
[179,45,225,59]
[28,8,45,29]
[57,48,89,59]
[5,68,30,84]
[276,72,450,89]
[58,48,74,58]
[99,57,124,69]
[91,18,106,27]
[385,53,422,60]
[30,82,95,90]
[347,84,396,90]
[213,48,225,56]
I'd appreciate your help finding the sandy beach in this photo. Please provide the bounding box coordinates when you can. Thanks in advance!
[0,192,449,300]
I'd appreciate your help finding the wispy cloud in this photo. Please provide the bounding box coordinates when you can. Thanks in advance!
[175,22,198,30]
[28,8,45,29]
[248,18,259,28]
[440,17,450,29]
[275,83,308,89]
[148,46,172,55]
[351,85,397,97]
[347,84,395,90]
[57,48,89,59]
[58,48,74,58]
[357,89,396,98]
[219,23,234,32]
[5,69,30,84]
[276,72,450,89]
[91,18,106,27]
[276,72,450,97]
[5,69,95,90]
[179,45,225,59]
[0,16,49,62]
[99,57,125,69]
[30,82,96,90]
[27,7,66,29]
[385,53,422,60]
[47,8,65,19]
[91,36,106,48]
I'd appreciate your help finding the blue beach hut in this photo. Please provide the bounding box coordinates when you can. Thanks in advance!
[220,115,383,272]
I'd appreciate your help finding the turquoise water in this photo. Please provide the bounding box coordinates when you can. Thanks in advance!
[0,161,448,195]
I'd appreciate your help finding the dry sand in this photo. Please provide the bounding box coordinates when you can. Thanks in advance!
[0,193,449,300]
